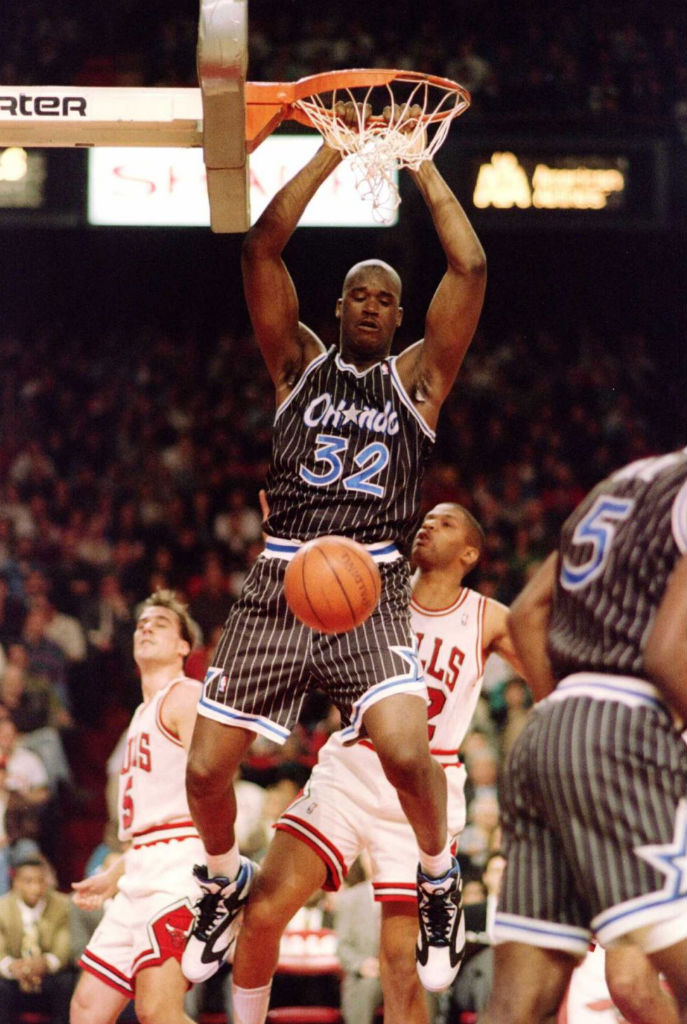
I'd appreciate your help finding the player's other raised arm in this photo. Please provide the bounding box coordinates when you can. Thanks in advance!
[241,144,342,394]
[508,551,558,702]
[643,553,687,722]
[398,159,486,423]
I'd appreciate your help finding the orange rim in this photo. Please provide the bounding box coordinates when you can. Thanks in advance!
[244,68,470,148]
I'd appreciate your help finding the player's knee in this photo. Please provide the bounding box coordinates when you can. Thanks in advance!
[242,875,296,939]
[379,744,428,793]
[135,986,169,1024]
[69,987,94,1024]
[185,749,222,801]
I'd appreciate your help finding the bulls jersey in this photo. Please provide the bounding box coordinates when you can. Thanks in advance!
[264,347,435,554]
[411,587,488,754]
[548,448,687,681]
[320,585,489,771]
[118,676,199,844]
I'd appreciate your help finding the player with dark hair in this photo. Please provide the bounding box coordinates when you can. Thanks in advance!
[479,448,687,1024]
[182,133,487,1002]
[70,591,204,1024]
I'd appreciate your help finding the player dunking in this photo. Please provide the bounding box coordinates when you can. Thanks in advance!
[182,132,487,998]
[70,592,204,1024]
[227,502,525,1024]
[479,448,687,1024]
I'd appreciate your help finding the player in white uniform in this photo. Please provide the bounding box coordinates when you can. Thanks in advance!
[229,503,525,1024]
[69,591,205,1024]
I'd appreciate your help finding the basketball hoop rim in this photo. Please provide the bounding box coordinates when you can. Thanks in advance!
[245,68,471,127]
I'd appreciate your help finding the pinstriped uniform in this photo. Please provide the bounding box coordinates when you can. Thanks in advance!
[263,347,434,554]
[495,449,687,956]
[549,449,687,680]
[199,348,435,742]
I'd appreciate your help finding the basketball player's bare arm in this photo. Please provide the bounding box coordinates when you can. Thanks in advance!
[241,144,340,394]
[483,597,528,680]
[396,160,486,429]
[161,678,203,751]
[507,552,558,701]
[643,552,687,721]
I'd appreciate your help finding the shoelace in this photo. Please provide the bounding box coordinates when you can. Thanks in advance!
[195,889,230,937]
[418,886,456,943]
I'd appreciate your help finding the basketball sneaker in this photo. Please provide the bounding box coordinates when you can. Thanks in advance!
[182,858,257,983]
[415,857,465,992]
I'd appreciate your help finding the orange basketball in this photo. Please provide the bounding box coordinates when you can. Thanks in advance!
[284,536,382,634]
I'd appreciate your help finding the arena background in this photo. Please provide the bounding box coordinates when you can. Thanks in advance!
[0,1,685,1018]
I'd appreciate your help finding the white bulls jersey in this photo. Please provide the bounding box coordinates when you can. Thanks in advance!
[312,585,488,779]
[279,585,491,895]
[411,586,487,756]
[118,676,200,846]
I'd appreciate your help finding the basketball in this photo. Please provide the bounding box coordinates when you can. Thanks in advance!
[284,536,382,634]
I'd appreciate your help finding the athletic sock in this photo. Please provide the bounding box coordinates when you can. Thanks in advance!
[232,982,272,1024]
[207,845,240,881]
[419,840,453,879]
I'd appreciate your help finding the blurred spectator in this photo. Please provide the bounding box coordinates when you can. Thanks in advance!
[234,769,270,861]
[20,609,70,715]
[0,579,25,648]
[0,758,13,895]
[188,550,235,641]
[30,594,87,669]
[456,793,501,870]
[0,663,72,795]
[334,855,383,1024]
[0,853,74,1024]
[0,709,55,871]
[463,744,500,808]
[80,573,132,661]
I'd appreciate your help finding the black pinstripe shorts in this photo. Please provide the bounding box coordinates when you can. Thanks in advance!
[494,673,687,954]
[197,553,426,744]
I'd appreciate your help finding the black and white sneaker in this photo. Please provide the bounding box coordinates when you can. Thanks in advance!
[182,858,256,983]
[415,857,465,992]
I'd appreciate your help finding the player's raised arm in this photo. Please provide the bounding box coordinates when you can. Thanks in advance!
[397,158,486,427]
[241,144,342,395]
[643,553,687,721]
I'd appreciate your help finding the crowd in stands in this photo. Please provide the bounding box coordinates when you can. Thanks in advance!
[2,0,686,128]
[0,313,680,900]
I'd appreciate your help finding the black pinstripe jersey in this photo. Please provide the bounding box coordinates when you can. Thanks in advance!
[263,347,435,554]
[548,447,687,681]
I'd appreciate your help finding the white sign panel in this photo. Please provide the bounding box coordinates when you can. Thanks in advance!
[88,136,397,227]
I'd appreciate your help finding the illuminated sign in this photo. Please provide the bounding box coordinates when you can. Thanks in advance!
[472,151,627,212]
[87,136,398,228]
[0,147,47,208]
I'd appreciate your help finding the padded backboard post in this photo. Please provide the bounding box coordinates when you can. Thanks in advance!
[197,0,250,232]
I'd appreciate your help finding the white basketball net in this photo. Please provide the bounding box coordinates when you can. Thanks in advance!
[294,75,469,223]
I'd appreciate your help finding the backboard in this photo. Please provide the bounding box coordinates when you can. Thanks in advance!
[0,0,250,232]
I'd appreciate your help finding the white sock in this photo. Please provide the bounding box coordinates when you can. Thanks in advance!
[419,840,453,879]
[207,845,240,880]
[232,982,272,1024]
